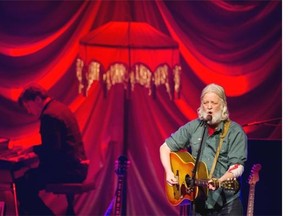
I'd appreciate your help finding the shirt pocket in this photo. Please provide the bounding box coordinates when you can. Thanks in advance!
[190,136,202,155]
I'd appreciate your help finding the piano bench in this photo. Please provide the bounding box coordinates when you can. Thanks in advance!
[45,182,95,216]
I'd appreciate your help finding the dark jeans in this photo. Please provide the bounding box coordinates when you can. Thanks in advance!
[195,197,243,216]
[15,164,88,215]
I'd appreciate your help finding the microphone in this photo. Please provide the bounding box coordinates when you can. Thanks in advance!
[205,115,212,122]
[200,115,212,126]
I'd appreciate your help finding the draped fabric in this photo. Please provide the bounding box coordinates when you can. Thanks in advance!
[0,1,281,215]
[77,21,181,99]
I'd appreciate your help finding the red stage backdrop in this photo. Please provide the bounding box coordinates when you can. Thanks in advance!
[0,1,281,215]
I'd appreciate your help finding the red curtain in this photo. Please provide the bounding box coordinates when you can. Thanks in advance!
[0,1,281,215]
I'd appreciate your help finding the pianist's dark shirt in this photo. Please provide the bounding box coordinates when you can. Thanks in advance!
[34,99,87,182]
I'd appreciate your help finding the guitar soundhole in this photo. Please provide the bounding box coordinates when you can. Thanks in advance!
[185,174,192,188]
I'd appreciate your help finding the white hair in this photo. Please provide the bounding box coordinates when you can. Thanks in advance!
[197,83,229,121]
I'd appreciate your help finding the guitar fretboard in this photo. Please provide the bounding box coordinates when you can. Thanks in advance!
[114,155,129,216]
[194,179,208,186]
[114,175,125,216]
[247,184,255,216]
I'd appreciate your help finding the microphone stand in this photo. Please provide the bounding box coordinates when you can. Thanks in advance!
[189,119,209,215]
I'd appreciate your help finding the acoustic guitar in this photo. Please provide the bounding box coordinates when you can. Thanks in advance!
[165,151,240,206]
[246,163,262,216]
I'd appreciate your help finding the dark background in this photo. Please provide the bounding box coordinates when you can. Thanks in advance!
[241,139,282,215]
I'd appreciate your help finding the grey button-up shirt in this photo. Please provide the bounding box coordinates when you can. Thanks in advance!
[165,119,248,208]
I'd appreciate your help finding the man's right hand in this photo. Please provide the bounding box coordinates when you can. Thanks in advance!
[166,171,178,186]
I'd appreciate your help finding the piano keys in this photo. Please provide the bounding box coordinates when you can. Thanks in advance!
[0,141,38,216]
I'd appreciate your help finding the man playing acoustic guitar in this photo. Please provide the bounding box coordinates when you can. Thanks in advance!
[160,83,247,215]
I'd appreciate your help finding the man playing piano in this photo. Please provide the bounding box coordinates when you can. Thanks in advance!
[16,85,88,215]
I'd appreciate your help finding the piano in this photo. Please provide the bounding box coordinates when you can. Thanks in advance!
[0,138,38,216]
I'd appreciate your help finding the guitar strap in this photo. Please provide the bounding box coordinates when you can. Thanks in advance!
[208,120,231,179]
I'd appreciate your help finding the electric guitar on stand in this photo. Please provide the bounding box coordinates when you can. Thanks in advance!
[114,155,130,216]
[246,163,262,216]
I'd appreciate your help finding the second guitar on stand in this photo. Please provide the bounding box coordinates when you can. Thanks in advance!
[114,155,130,216]
[246,163,262,216]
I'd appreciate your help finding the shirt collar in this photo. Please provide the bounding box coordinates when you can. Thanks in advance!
[209,121,225,135]
[40,98,53,116]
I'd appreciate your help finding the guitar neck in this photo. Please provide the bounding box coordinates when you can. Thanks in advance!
[114,155,129,215]
[114,175,127,216]
[194,179,208,186]
[246,184,256,216]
